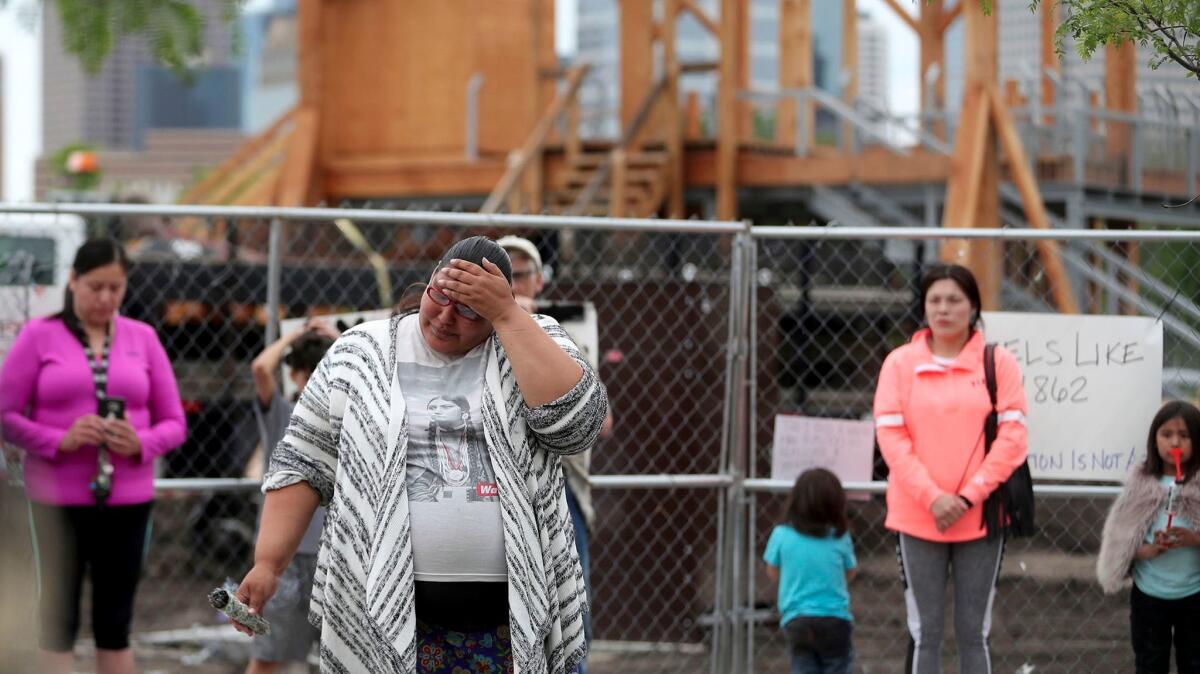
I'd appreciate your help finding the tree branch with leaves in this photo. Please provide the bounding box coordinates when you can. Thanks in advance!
[1027,0,1200,78]
[2,0,241,78]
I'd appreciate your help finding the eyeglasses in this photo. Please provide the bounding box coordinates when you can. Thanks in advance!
[426,285,482,321]
[511,271,537,281]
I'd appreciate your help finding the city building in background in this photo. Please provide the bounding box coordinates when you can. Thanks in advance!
[576,0,859,140]
[856,10,888,115]
[241,0,299,133]
[37,0,244,201]
[943,0,1198,118]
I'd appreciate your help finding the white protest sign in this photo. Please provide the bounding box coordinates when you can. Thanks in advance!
[536,301,599,369]
[770,415,875,487]
[981,311,1163,482]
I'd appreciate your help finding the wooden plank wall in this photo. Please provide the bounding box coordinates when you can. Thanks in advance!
[318,0,539,161]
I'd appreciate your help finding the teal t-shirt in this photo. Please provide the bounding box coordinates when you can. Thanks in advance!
[763,524,856,625]
[1133,476,1200,600]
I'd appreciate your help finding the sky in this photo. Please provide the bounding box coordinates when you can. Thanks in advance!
[0,0,919,201]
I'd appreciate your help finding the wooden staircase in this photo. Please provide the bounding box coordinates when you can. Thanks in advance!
[482,68,682,220]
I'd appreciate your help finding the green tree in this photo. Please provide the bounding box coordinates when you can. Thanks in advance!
[3,0,241,78]
[1027,1,1199,78]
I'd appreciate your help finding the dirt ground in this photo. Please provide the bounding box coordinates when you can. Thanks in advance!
[0,551,1132,674]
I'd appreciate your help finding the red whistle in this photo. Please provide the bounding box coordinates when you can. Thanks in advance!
[1167,447,1183,530]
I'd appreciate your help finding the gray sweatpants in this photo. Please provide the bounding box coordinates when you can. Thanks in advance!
[896,533,1005,674]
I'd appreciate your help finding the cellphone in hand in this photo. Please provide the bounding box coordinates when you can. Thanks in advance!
[98,396,126,420]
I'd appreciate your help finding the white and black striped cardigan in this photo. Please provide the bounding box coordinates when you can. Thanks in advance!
[263,314,607,673]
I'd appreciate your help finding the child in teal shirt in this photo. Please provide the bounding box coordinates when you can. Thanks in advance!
[764,468,857,674]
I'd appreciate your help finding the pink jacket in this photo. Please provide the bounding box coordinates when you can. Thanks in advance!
[1,315,187,505]
[873,329,1029,542]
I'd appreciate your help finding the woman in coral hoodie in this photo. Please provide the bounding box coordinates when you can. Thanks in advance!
[0,238,186,674]
[873,264,1028,674]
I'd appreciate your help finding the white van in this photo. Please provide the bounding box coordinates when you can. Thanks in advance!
[0,213,87,363]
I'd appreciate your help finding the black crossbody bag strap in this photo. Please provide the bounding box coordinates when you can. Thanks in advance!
[984,343,998,453]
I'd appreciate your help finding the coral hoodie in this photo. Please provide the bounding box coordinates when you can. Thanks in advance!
[874,329,1029,542]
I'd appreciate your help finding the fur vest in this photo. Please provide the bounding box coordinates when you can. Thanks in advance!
[1096,468,1200,594]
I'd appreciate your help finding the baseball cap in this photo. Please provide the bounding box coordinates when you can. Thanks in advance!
[496,236,542,274]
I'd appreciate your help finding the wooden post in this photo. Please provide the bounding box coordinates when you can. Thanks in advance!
[621,0,655,130]
[736,0,752,142]
[611,148,628,217]
[296,0,323,203]
[717,0,740,220]
[664,0,685,218]
[778,0,813,150]
[919,0,945,139]
[841,0,858,148]
[1105,41,1137,158]
[685,91,703,139]
[990,93,1079,313]
[966,0,1000,308]
[1040,0,1059,125]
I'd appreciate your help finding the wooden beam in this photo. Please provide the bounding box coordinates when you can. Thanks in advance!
[1040,0,1059,123]
[324,157,507,199]
[716,0,740,219]
[209,131,292,205]
[611,148,628,217]
[990,90,1080,313]
[778,0,813,149]
[881,0,919,33]
[664,0,685,218]
[842,0,858,145]
[232,165,282,206]
[274,107,320,206]
[938,2,962,33]
[480,65,589,213]
[621,0,655,130]
[682,147,952,186]
[941,85,989,263]
[964,0,998,86]
[178,108,297,204]
[1105,40,1137,157]
[919,0,946,139]
[680,0,719,36]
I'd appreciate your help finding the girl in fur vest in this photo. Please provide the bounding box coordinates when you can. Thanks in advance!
[1097,400,1200,673]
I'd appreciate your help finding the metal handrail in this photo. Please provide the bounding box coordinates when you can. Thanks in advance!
[751,225,1200,242]
[566,75,670,216]
[480,63,590,214]
[738,87,912,156]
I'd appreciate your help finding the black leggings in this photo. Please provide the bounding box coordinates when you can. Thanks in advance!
[30,502,153,652]
[1131,584,1200,674]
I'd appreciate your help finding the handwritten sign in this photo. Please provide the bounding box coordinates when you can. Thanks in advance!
[981,311,1163,482]
[770,415,875,487]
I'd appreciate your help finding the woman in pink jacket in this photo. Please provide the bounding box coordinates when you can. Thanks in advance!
[0,238,186,674]
[873,264,1028,674]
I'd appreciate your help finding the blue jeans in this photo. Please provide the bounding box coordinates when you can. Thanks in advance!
[566,485,591,674]
[784,616,854,674]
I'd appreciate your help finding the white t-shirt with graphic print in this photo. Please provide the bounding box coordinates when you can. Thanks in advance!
[396,314,507,582]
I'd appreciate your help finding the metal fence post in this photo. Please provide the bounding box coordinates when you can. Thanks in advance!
[265,217,283,347]
[744,235,760,674]
[713,225,754,674]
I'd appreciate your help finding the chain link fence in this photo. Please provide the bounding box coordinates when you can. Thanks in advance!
[743,226,1200,673]
[3,205,1200,672]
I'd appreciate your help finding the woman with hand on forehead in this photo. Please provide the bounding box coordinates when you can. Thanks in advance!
[234,236,607,674]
